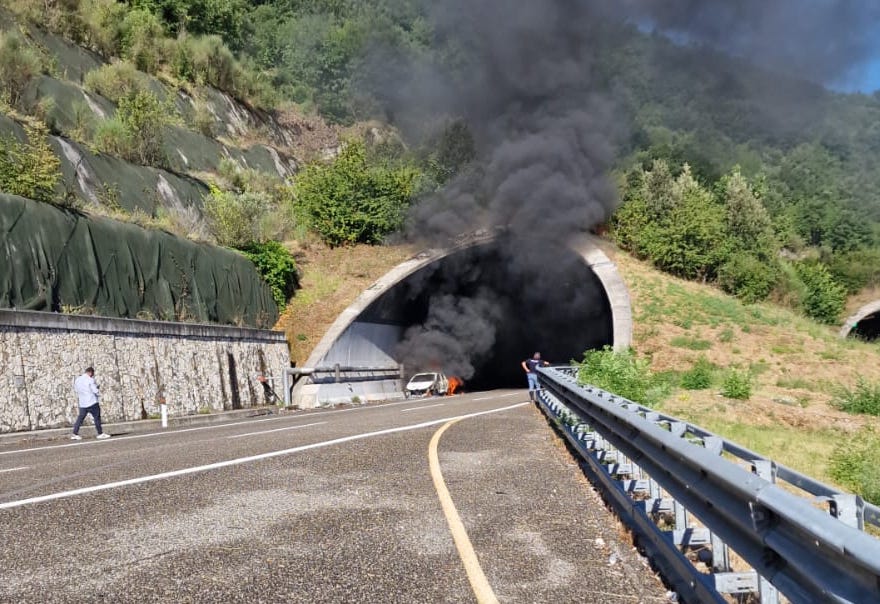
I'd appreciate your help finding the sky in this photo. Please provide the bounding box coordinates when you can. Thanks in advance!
[621,1,880,96]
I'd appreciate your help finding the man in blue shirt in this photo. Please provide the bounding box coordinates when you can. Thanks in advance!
[71,367,111,440]
[521,352,549,402]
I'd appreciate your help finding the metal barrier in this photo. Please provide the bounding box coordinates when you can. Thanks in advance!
[282,365,402,406]
[536,366,880,604]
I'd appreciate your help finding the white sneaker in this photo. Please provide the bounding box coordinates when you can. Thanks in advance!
[70,434,82,440]
[96,433,111,440]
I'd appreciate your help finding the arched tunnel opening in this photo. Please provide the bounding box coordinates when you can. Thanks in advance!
[849,312,880,341]
[351,236,615,391]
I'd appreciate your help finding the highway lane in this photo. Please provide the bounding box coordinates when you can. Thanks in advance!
[0,390,667,603]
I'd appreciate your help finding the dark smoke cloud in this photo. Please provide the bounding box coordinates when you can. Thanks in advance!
[395,290,503,379]
[613,1,880,87]
[383,0,880,376]
[383,0,620,376]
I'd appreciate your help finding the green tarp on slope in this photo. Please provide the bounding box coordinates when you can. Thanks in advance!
[0,194,278,327]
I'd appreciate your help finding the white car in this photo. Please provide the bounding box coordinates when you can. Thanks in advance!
[404,372,449,398]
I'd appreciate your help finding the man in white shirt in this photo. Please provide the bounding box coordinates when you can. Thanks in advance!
[71,367,111,440]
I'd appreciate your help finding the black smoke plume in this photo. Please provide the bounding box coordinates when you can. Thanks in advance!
[379,1,620,377]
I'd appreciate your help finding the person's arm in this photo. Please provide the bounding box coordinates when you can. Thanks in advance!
[521,360,529,372]
[89,377,100,398]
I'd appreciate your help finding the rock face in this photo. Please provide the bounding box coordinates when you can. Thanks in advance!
[0,310,289,433]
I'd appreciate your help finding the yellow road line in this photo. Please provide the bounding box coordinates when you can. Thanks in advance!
[429,418,500,604]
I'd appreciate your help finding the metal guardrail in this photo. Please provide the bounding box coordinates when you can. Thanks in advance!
[536,366,880,604]
[281,364,403,406]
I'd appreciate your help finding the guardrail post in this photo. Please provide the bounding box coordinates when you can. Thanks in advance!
[830,494,864,530]
[751,460,780,604]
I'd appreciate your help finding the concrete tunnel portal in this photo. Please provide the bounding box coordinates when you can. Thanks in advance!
[293,233,632,407]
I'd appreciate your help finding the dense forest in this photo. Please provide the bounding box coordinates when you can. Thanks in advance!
[4,0,880,324]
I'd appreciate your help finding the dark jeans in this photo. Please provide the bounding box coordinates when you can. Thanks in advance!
[73,403,103,435]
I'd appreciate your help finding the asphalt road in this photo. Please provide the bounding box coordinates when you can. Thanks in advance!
[0,390,669,603]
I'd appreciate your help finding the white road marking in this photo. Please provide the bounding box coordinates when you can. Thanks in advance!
[227,422,326,439]
[473,393,524,401]
[0,466,28,474]
[0,392,512,457]
[402,403,445,412]
[0,402,528,510]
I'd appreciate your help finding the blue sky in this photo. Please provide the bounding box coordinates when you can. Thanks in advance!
[830,57,880,94]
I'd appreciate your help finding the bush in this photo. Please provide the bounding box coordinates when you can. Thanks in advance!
[831,377,880,416]
[720,368,752,399]
[795,261,846,324]
[203,188,272,247]
[827,248,880,294]
[119,8,167,74]
[0,126,62,203]
[680,356,714,390]
[239,241,298,309]
[718,251,778,303]
[93,90,171,166]
[84,61,149,104]
[577,346,668,407]
[829,428,880,505]
[294,140,419,246]
[0,31,43,109]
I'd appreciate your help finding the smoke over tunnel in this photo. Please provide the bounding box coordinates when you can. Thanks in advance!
[292,233,629,407]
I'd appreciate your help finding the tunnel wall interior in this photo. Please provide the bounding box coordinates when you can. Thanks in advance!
[309,238,614,402]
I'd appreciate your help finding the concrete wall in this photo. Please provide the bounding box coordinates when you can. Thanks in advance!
[0,310,289,433]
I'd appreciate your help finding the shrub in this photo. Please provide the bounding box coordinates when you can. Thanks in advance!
[294,140,419,246]
[93,90,171,166]
[119,8,167,73]
[720,369,752,400]
[680,356,714,390]
[203,188,272,247]
[829,428,880,505]
[0,31,43,109]
[577,346,668,407]
[0,126,62,203]
[84,61,149,103]
[239,240,298,309]
[831,377,880,416]
[717,251,778,303]
[795,261,846,325]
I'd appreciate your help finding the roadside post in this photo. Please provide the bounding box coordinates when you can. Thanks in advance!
[159,395,168,428]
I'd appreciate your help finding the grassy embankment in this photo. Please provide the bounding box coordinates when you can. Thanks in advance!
[278,239,880,490]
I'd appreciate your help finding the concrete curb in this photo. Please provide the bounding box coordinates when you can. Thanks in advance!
[0,405,283,447]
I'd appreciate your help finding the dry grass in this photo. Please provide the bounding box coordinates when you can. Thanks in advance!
[606,247,880,482]
[274,241,414,365]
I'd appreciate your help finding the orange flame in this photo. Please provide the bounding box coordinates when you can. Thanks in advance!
[447,376,463,395]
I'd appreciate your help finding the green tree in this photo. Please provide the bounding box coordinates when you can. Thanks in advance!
[795,262,846,324]
[720,167,775,256]
[294,140,419,246]
[644,165,729,280]
[240,241,298,310]
[0,126,62,203]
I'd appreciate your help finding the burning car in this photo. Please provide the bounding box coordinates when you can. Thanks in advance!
[404,372,449,398]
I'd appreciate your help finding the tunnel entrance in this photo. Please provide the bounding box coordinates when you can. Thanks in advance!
[851,314,880,341]
[358,238,613,390]
[842,301,880,342]
[294,233,629,407]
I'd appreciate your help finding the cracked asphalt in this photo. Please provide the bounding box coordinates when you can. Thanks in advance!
[0,390,669,603]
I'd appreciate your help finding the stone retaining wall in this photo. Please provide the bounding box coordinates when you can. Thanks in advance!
[0,310,289,433]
